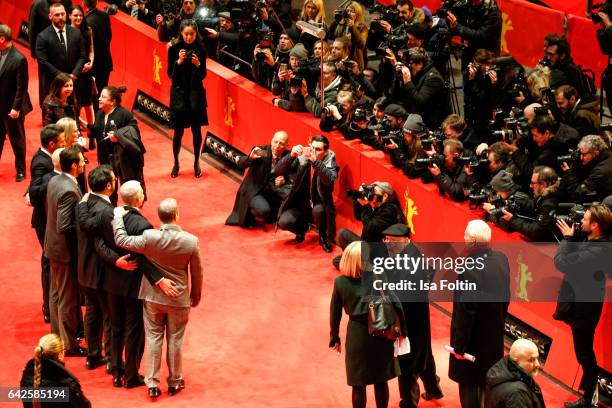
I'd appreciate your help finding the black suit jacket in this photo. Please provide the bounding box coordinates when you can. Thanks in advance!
[76,194,113,289]
[96,207,163,298]
[35,24,85,96]
[28,149,54,230]
[0,46,33,117]
[85,8,113,75]
[92,106,138,167]
[28,0,73,58]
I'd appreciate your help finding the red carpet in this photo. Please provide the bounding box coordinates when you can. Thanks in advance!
[0,44,579,407]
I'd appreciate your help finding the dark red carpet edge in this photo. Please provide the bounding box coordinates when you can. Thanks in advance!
[0,43,577,407]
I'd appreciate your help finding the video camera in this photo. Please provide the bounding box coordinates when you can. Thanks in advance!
[591,0,612,24]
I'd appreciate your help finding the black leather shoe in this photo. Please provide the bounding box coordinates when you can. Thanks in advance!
[171,164,179,178]
[148,387,162,400]
[295,233,305,243]
[194,164,202,178]
[124,375,145,389]
[112,375,123,388]
[65,347,88,357]
[167,380,185,396]
[421,391,444,401]
[16,172,25,182]
[321,240,332,253]
[564,397,595,408]
[85,356,106,370]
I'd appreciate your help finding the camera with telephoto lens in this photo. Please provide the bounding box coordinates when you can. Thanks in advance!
[435,0,469,21]
[599,123,612,132]
[415,153,445,168]
[369,4,401,30]
[353,107,372,123]
[347,183,379,201]
[324,102,344,117]
[591,1,612,24]
[552,203,587,229]
[468,185,501,207]
[487,192,532,219]
[368,118,392,138]
[557,150,581,165]
[334,9,350,23]
[420,130,446,150]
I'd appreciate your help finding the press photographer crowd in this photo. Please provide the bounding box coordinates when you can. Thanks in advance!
[0,0,610,406]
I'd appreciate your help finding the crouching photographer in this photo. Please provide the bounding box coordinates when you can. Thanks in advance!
[333,182,406,268]
[272,44,310,112]
[425,139,477,201]
[482,170,532,229]
[338,106,375,142]
[387,114,429,179]
[501,166,561,241]
[319,91,356,132]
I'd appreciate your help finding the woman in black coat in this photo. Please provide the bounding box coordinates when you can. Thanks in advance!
[330,241,402,408]
[20,334,91,408]
[168,19,208,178]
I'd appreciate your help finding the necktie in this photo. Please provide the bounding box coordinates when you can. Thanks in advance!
[58,30,66,51]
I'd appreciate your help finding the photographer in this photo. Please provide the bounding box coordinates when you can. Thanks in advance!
[339,106,374,142]
[523,103,579,148]
[121,0,156,27]
[390,47,449,129]
[559,135,612,202]
[375,0,425,35]
[294,0,327,51]
[442,114,481,152]
[275,136,338,251]
[337,181,405,251]
[387,114,429,179]
[203,11,239,68]
[482,170,531,228]
[554,204,612,408]
[303,62,343,118]
[541,34,589,100]
[502,113,568,182]
[156,0,197,42]
[464,49,502,140]
[272,44,309,112]
[328,2,368,71]
[502,166,560,241]
[445,0,502,66]
[319,90,355,132]
[167,19,208,179]
[428,139,476,201]
[252,32,294,90]
[555,85,600,137]
[368,104,407,150]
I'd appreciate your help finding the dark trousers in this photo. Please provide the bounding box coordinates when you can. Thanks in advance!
[398,373,420,408]
[82,286,111,359]
[352,383,389,408]
[458,382,485,408]
[107,293,144,382]
[312,203,336,242]
[34,226,50,315]
[278,208,309,235]
[571,326,598,402]
[421,350,443,394]
[249,193,281,222]
[49,259,80,350]
[0,115,26,175]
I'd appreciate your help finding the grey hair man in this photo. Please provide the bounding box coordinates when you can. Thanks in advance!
[112,197,202,400]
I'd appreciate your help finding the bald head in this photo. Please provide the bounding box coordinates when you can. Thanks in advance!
[271,131,289,158]
[509,338,540,377]
[120,180,144,208]
[464,219,491,243]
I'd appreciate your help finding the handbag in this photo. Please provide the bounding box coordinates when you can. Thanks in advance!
[367,289,402,341]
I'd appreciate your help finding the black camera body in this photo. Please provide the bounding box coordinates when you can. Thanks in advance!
[324,102,344,117]
[592,1,612,24]
[334,9,350,23]
[347,184,378,201]
[557,150,581,165]
[552,203,587,229]
[435,0,469,21]
[184,50,193,61]
[420,130,446,150]
[415,153,445,168]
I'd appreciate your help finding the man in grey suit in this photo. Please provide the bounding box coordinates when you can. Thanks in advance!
[112,195,203,400]
[44,145,87,356]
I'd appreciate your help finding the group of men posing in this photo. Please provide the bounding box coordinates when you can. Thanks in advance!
[27,124,202,400]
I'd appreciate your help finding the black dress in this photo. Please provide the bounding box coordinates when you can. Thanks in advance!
[20,357,91,408]
[42,99,78,126]
[330,275,400,386]
[167,40,208,127]
[73,27,94,107]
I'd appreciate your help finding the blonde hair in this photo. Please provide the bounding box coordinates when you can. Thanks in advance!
[300,0,326,24]
[340,241,362,278]
[32,334,64,407]
[314,40,331,61]
[347,2,365,26]
[526,66,551,100]
[56,117,78,147]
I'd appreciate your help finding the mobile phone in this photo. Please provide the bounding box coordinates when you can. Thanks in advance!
[257,149,269,158]
[279,63,288,73]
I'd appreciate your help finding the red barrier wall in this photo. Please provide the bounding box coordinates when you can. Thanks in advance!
[540,0,587,16]
[3,0,610,392]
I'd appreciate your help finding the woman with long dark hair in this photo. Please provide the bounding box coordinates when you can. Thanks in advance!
[69,4,95,147]
[42,73,78,126]
[20,334,91,408]
[168,19,208,178]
